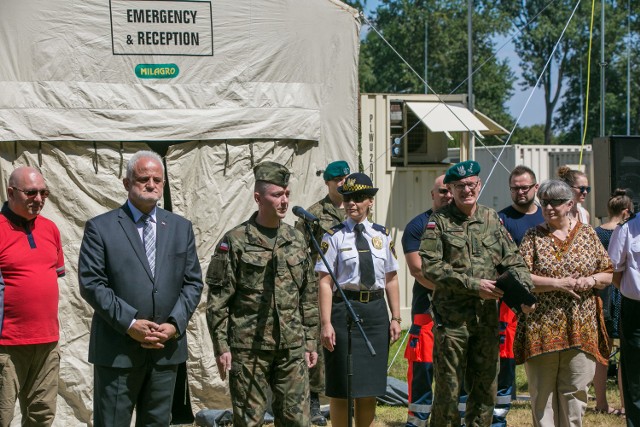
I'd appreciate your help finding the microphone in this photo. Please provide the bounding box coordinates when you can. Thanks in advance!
[292,206,319,222]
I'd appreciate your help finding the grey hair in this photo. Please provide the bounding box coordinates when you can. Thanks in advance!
[537,179,573,201]
[126,151,164,180]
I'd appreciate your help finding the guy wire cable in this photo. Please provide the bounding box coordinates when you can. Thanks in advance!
[578,0,597,167]
[480,0,583,197]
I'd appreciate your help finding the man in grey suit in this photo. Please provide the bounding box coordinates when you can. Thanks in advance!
[79,150,203,427]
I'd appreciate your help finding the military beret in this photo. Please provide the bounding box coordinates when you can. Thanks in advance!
[338,172,378,196]
[253,161,291,187]
[323,160,351,181]
[443,160,481,184]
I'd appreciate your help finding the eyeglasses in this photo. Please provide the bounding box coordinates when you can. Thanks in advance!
[451,180,479,192]
[572,186,591,194]
[11,187,50,198]
[437,188,451,195]
[510,184,537,193]
[343,193,370,203]
[540,199,568,207]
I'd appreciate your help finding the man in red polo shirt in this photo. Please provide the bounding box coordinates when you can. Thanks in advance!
[0,166,65,426]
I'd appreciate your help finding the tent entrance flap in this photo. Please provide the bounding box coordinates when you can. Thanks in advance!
[406,102,489,139]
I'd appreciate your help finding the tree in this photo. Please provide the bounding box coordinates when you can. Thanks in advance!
[495,0,591,145]
[556,2,640,143]
[359,0,516,127]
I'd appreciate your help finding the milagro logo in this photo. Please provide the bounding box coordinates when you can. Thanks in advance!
[135,64,180,79]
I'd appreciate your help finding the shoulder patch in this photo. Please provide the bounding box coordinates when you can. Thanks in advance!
[327,223,346,235]
[215,237,230,254]
[426,221,436,230]
[372,223,389,235]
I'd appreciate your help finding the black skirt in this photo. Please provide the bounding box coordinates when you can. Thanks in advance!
[324,297,390,398]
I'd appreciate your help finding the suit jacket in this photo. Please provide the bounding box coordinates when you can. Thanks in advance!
[78,203,203,368]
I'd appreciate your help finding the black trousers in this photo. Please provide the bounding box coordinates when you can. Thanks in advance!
[621,296,640,427]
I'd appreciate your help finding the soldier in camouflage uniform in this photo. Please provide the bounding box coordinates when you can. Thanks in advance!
[294,160,350,426]
[206,161,319,427]
[419,160,534,427]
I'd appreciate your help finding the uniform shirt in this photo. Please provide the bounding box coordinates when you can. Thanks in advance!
[498,205,544,246]
[0,203,65,345]
[402,209,433,316]
[419,203,532,324]
[315,218,398,291]
[206,212,318,355]
[295,195,345,258]
[609,214,640,301]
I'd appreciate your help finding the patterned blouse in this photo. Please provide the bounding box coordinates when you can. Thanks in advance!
[514,222,613,365]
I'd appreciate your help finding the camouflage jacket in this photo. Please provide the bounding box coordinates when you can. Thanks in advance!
[419,203,532,323]
[295,195,345,258]
[206,212,318,355]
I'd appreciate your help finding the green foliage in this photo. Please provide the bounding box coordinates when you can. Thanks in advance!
[359,0,515,126]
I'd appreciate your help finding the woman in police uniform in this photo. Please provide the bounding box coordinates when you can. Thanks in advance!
[315,173,401,427]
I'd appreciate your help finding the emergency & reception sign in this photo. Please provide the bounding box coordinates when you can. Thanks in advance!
[110,0,213,56]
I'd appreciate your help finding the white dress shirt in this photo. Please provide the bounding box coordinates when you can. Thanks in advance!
[609,214,640,301]
[315,218,398,291]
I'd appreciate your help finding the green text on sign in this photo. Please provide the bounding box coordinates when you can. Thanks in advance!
[135,64,179,79]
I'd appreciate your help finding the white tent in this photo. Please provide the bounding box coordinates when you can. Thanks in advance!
[0,0,360,424]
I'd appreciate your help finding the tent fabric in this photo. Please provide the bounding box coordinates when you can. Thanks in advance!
[0,0,359,145]
[405,102,490,134]
[0,0,360,425]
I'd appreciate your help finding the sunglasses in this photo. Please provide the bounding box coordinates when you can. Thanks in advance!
[572,186,591,194]
[510,184,536,193]
[11,187,50,198]
[343,193,371,203]
[540,199,568,207]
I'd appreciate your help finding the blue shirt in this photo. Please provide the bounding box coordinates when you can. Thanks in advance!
[402,209,433,316]
[498,205,544,246]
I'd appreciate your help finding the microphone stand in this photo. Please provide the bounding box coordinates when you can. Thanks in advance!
[302,220,376,427]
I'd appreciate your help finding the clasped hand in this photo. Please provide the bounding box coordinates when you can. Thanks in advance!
[127,319,176,349]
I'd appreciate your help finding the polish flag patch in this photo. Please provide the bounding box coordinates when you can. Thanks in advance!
[218,242,229,252]
[426,222,436,230]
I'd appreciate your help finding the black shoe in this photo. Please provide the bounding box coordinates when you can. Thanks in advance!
[310,392,327,426]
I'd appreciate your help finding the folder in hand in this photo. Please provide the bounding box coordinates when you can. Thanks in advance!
[495,271,537,313]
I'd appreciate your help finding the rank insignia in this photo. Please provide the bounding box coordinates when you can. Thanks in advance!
[321,241,329,255]
[372,236,383,250]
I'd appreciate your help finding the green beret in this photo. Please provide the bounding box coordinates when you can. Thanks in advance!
[323,161,351,181]
[444,160,481,184]
[253,161,291,187]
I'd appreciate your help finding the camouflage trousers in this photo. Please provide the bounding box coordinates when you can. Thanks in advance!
[229,346,310,427]
[309,324,325,394]
[431,320,499,427]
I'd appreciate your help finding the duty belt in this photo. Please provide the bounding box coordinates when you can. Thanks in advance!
[333,289,384,303]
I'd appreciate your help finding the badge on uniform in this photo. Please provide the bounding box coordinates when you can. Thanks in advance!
[372,236,383,250]
[426,222,436,230]
[321,241,329,255]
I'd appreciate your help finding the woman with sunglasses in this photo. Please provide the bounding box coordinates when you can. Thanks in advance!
[315,172,401,427]
[592,189,633,417]
[515,179,613,426]
[558,166,591,224]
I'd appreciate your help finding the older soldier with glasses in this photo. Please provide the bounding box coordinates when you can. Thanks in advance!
[419,160,534,427]
[0,167,65,426]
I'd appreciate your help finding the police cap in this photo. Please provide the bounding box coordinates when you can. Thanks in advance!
[338,172,378,196]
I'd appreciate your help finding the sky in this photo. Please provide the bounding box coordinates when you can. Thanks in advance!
[361,1,547,127]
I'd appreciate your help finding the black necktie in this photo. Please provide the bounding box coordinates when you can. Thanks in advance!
[354,223,375,288]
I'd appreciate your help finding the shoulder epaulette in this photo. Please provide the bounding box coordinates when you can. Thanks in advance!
[619,212,636,226]
[372,223,389,235]
[327,223,346,235]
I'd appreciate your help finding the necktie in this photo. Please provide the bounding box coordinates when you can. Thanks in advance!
[141,215,156,277]
[354,223,375,288]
